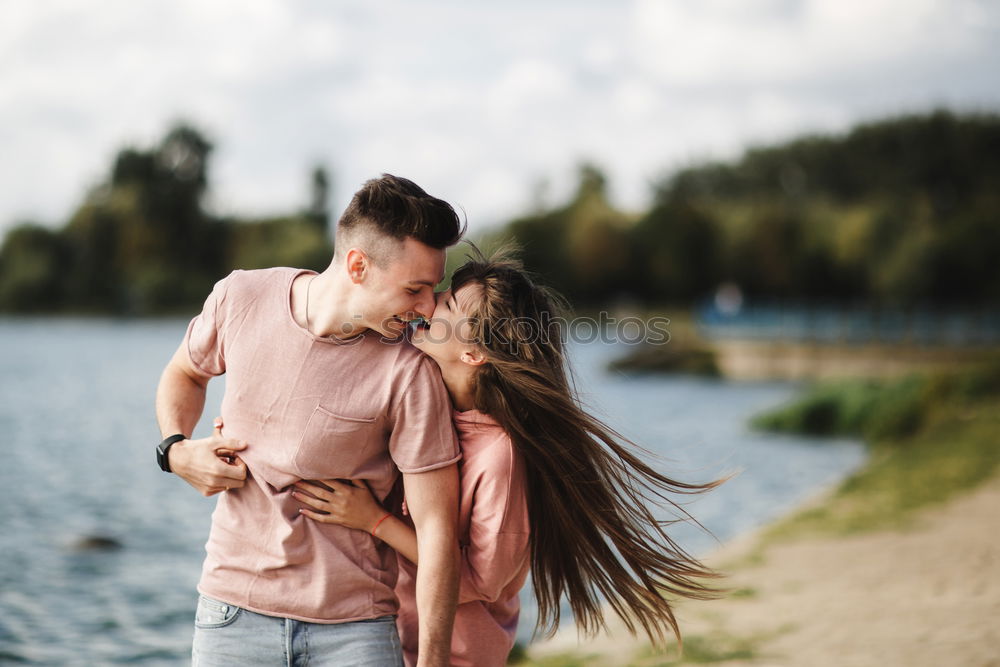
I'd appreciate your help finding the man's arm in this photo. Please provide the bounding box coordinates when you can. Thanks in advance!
[155,342,247,496]
[402,464,460,667]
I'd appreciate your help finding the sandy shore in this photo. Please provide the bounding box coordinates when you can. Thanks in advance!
[529,474,1000,666]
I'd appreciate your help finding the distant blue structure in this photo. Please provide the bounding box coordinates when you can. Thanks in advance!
[696,294,1000,346]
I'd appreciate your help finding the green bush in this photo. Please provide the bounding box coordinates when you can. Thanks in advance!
[753,361,1000,442]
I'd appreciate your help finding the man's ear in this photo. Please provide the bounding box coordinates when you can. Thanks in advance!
[459,348,488,367]
[345,248,369,284]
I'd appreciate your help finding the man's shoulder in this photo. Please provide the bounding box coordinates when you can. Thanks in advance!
[369,337,436,382]
[214,267,300,303]
[222,266,301,290]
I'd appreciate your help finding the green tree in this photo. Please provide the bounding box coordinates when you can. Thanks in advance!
[0,224,70,311]
[632,189,720,303]
[503,165,633,305]
[308,165,332,235]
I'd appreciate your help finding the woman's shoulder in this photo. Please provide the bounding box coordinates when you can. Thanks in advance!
[455,412,512,455]
[459,423,523,484]
[460,426,529,535]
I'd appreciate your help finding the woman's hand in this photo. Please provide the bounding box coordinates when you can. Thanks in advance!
[292,479,388,533]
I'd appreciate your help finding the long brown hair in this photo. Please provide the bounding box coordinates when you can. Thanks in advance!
[450,246,725,647]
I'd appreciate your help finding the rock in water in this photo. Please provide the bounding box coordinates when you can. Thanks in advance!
[72,535,123,551]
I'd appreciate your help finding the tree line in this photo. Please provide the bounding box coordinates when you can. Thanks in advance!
[0,125,332,314]
[494,109,1000,308]
[1,109,998,314]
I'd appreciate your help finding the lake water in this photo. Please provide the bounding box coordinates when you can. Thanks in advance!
[0,318,865,665]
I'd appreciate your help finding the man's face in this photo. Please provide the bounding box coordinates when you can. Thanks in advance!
[357,237,446,339]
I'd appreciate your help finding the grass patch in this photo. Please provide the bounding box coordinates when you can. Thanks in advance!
[608,342,720,377]
[751,357,1000,440]
[775,400,999,536]
[519,633,761,666]
[516,633,761,667]
[753,360,1000,538]
[752,374,927,440]
[606,310,720,377]
[728,587,758,599]
[633,633,759,665]
[511,652,603,666]
[508,643,529,664]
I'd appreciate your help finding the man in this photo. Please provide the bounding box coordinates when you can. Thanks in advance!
[154,174,464,666]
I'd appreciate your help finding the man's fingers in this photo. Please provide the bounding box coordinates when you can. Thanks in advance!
[172,435,248,496]
[211,460,246,483]
[214,451,247,471]
[218,476,245,489]
[202,476,245,495]
[215,438,247,451]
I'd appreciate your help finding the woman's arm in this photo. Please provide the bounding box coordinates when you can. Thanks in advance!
[295,445,530,606]
[292,479,419,563]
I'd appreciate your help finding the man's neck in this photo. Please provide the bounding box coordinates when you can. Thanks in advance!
[294,271,369,339]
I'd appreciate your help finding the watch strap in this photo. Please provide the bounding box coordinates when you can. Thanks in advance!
[157,433,187,473]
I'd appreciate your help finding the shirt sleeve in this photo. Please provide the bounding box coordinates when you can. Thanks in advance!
[458,446,530,604]
[182,273,234,377]
[389,356,461,473]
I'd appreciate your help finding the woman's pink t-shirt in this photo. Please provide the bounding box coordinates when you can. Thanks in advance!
[396,409,530,666]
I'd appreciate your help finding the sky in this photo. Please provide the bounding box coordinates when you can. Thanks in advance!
[2,0,999,237]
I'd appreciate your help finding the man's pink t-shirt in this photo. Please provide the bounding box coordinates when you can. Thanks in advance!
[396,409,530,666]
[183,267,460,623]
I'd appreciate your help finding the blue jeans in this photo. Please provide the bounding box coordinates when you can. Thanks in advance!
[191,595,403,666]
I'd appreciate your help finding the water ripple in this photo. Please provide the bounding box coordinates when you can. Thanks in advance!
[0,318,865,662]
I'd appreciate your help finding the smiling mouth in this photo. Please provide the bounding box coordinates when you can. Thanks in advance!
[386,316,419,333]
[409,317,430,331]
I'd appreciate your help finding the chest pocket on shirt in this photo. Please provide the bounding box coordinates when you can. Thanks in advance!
[294,406,382,480]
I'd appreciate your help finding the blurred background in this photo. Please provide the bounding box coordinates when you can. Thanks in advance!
[1,1,998,664]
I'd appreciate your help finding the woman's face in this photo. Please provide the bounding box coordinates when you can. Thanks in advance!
[410,284,481,365]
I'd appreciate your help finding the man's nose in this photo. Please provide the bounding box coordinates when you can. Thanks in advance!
[415,292,438,320]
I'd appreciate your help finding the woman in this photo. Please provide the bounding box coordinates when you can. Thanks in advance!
[292,248,723,666]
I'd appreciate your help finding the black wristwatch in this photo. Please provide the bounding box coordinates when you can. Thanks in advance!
[156,434,187,473]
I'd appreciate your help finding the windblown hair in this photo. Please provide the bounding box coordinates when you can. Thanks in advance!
[450,246,725,648]
[336,174,465,263]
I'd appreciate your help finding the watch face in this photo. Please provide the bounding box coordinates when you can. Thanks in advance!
[157,435,185,473]
[156,443,169,472]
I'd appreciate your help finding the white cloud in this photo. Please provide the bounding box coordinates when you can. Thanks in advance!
[0,0,998,237]
[486,59,574,118]
[629,0,990,86]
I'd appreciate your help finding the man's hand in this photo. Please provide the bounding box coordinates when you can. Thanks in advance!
[170,418,248,496]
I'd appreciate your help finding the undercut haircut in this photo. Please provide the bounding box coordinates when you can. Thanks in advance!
[335,174,465,265]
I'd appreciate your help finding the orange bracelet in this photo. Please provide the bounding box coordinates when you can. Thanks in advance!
[371,512,392,537]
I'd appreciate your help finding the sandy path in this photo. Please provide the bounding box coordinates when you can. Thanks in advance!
[529,475,1000,666]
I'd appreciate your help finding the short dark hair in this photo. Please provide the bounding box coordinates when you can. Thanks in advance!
[337,174,465,251]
